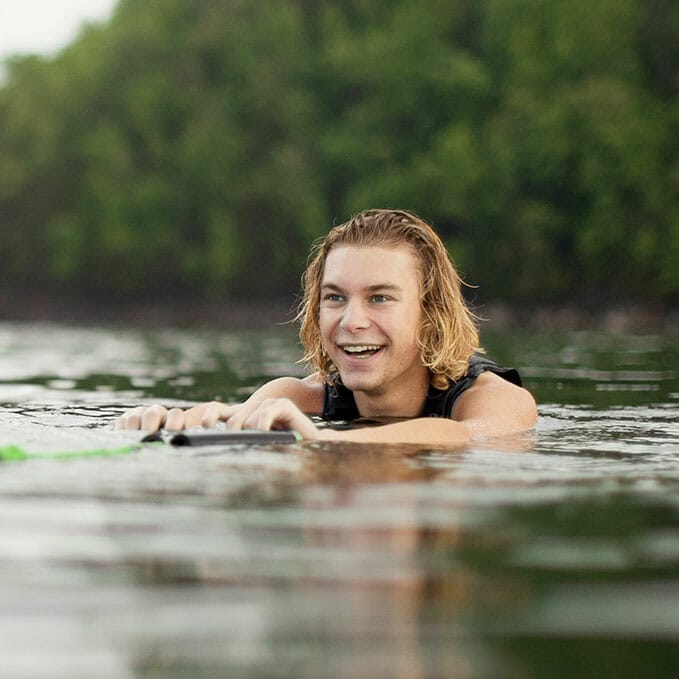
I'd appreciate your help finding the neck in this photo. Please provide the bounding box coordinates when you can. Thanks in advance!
[352,372,431,419]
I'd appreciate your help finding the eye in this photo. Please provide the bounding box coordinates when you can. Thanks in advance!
[323,293,345,303]
[370,294,391,303]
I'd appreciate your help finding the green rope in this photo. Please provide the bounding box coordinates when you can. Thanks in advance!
[0,443,147,461]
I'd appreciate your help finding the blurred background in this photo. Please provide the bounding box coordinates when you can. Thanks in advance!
[0,0,677,323]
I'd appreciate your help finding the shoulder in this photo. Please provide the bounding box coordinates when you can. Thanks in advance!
[466,354,522,386]
[299,374,326,414]
[451,371,537,435]
[253,375,325,414]
[456,370,535,411]
[463,369,525,394]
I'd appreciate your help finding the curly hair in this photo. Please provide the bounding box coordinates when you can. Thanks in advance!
[297,209,482,389]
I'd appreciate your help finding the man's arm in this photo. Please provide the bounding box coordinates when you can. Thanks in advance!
[318,416,473,446]
[115,375,325,431]
[319,375,536,446]
[117,369,537,447]
[225,371,537,447]
[449,370,538,438]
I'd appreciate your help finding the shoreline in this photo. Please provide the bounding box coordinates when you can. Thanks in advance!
[0,291,677,333]
[478,303,679,334]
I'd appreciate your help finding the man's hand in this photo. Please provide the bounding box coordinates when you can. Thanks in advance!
[114,398,319,440]
[225,398,319,439]
[115,376,325,434]
[114,401,235,432]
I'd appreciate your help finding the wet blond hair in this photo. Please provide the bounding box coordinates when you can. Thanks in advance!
[297,209,482,389]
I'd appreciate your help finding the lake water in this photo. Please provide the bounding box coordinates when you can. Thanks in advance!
[0,320,677,678]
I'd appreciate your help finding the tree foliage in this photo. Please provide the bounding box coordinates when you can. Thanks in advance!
[0,0,677,304]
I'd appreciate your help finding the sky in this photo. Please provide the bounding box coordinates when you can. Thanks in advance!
[0,0,117,62]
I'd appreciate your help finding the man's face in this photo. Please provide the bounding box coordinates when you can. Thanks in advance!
[318,244,429,414]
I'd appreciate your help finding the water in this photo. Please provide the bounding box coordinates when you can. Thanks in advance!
[0,321,677,678]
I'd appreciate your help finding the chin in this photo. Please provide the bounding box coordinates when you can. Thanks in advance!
[337,374,378,393]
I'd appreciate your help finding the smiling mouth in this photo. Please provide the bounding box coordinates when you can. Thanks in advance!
[340,344,383,359]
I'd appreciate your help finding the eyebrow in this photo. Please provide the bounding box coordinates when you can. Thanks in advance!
[321,282,403,293]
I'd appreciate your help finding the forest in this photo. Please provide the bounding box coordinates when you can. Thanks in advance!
[0,0,677,308]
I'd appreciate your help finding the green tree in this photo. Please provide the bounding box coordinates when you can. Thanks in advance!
[0,0,677,306]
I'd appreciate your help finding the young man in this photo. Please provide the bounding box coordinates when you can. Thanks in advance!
[116,209,537,446]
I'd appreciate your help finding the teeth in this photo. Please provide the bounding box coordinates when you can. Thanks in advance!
[343,345,381,353]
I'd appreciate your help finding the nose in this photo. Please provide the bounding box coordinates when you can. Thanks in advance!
[339,299,370,332]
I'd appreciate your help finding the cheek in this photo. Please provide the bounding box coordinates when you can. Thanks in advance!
[409,306,425,332]
[402,311,424,347]
[318,310,335,339]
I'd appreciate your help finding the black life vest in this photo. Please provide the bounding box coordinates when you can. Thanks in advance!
[322,354,522,421]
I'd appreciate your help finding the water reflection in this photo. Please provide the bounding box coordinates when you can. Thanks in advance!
[0,322,678,677]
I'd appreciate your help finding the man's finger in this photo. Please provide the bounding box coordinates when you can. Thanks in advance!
[242,399,287,432]
[200,401,227,428]
[219,404,246,429]
[140,405,168,432]
[115,406,145,430]
[165,408,187,431]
